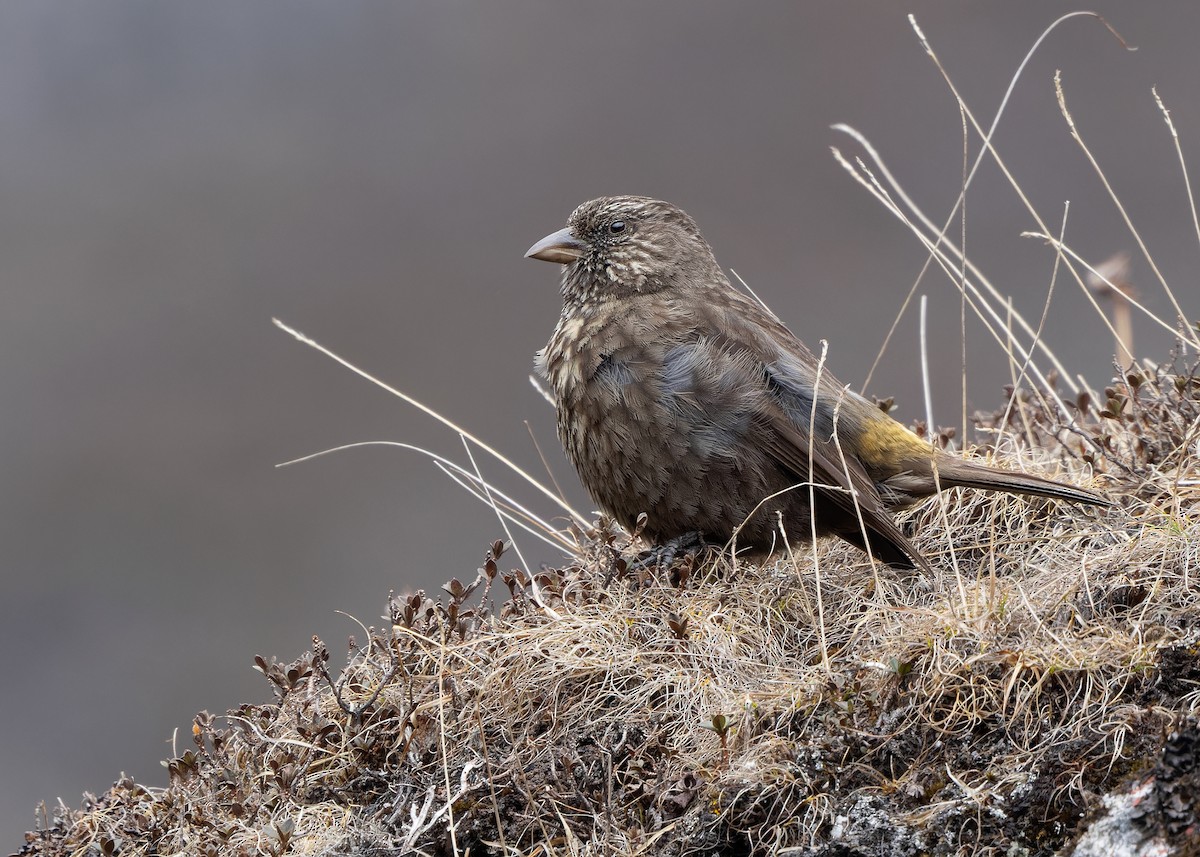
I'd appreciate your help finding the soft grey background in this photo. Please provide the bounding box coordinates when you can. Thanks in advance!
[3,2,1197,843]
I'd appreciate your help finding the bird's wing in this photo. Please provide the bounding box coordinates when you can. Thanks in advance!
[755,379,927,570]
[700,299,930,571]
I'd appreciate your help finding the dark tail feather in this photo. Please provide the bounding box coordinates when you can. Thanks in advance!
[933,458,1112,507]
[835,520,934,575]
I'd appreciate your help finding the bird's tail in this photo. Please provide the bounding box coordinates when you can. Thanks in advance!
[931,455,1112,507]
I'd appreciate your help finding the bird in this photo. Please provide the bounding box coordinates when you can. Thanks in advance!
[525,196,1110,571]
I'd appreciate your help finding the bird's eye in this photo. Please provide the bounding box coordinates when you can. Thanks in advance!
[609,220,626,234]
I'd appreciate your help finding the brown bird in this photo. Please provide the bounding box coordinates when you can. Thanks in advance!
[526,196,1110,571]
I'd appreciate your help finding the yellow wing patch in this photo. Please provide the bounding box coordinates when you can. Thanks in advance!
[856,417,929,471]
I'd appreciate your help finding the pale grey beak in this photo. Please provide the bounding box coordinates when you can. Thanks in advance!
[525,227,586,264]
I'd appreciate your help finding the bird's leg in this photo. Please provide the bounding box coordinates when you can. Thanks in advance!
[631,530,709,573]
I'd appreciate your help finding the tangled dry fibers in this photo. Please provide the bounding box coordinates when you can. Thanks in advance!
[14,360,1200,856]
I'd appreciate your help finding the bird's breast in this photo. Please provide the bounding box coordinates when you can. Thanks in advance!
[539,308,711,515]
[538,314,603,402]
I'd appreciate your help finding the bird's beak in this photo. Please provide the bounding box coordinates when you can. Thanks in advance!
[525,227,585,264]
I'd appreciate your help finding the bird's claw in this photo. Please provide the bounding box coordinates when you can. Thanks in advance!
[630,531,708,573]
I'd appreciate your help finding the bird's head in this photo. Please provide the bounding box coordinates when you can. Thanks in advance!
[526,196,722,307]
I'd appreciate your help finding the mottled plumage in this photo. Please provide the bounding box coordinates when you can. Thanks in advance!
[527,196,1110,571]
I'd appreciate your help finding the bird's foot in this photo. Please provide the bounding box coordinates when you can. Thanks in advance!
[630,531,709,577]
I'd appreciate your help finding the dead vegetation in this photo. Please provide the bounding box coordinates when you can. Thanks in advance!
[14,359,1200,856]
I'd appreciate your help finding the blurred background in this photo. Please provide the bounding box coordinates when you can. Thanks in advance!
[3,1,1198,843]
